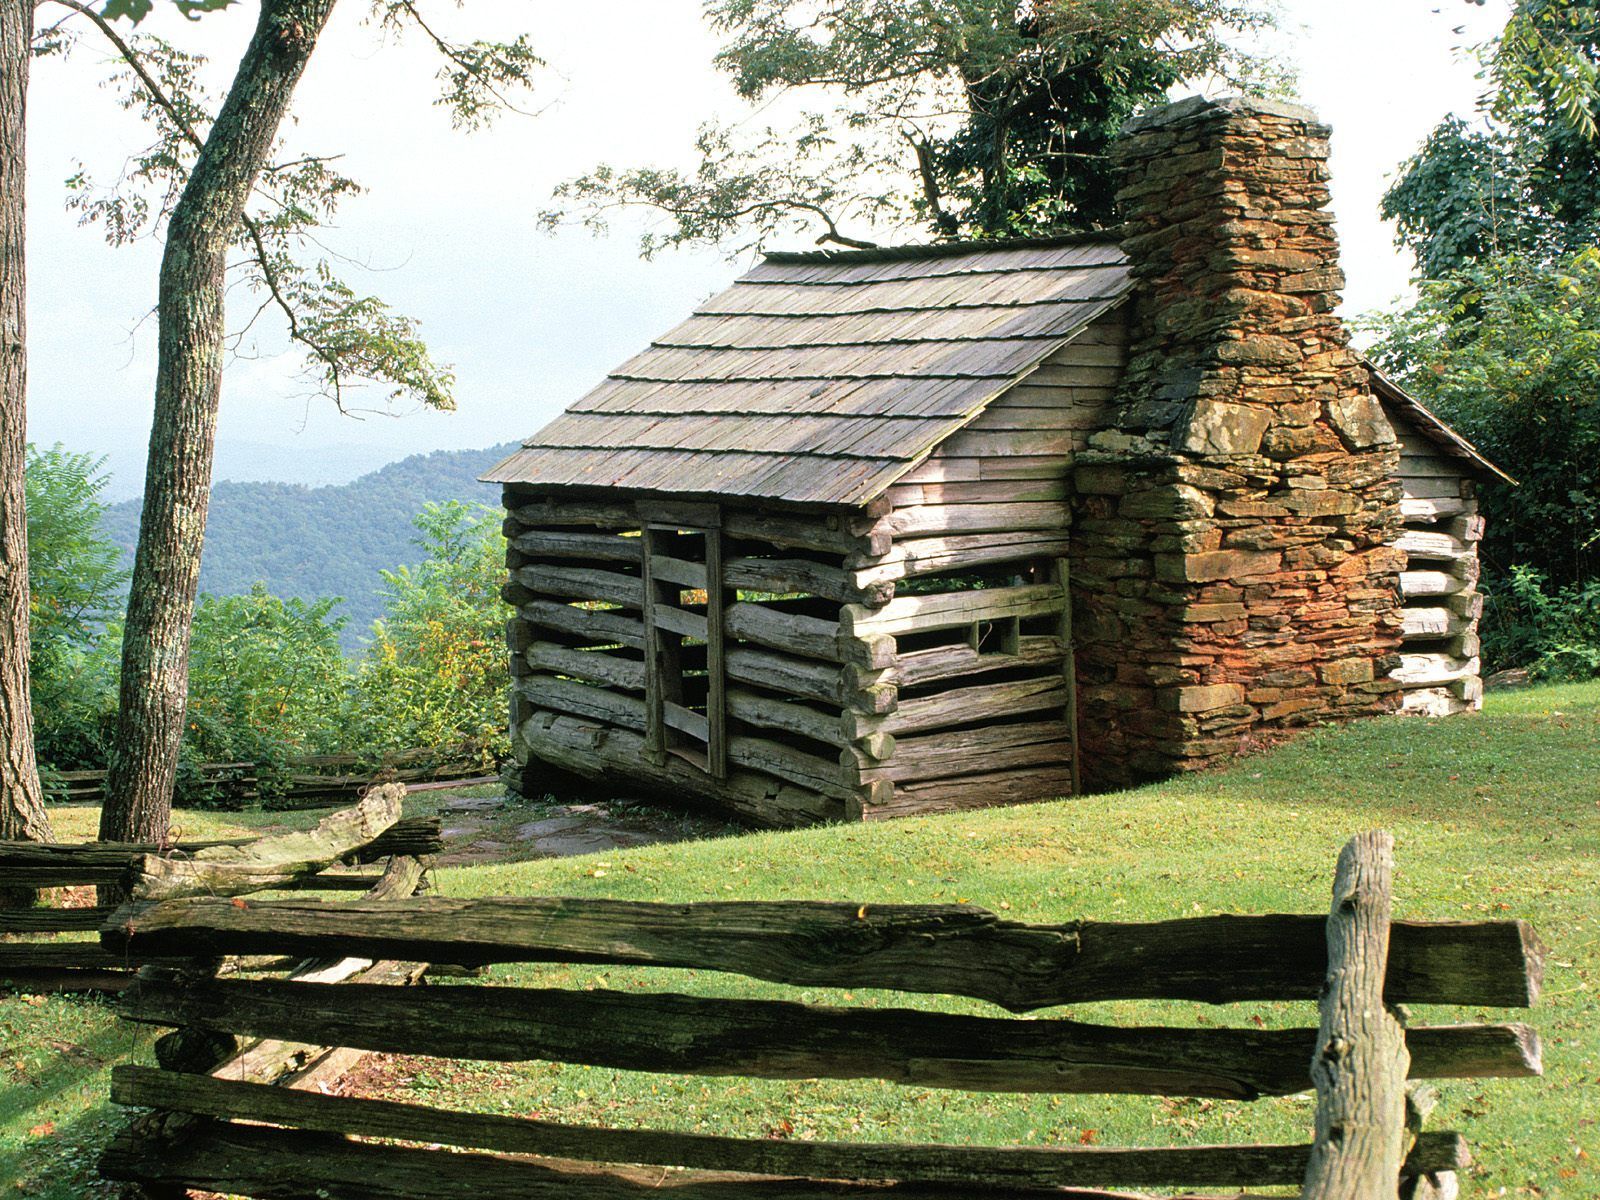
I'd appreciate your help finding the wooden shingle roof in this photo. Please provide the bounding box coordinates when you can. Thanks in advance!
[484,236,1132,506]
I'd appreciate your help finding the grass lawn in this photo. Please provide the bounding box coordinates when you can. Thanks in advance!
[3,683,1597,1198]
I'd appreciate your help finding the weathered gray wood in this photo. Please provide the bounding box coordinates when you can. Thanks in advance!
[107,1066,1469,1191]
[517,675,647,731]
[104,895,1545,1010]
[511,529,643,564]
[856,765,1076,818]
[526,642,646,691]
[848,721,1070,785]
[650,553,709,590]
[519,600,646,650]
[1053,556,1082,796]
[100,1119,1219,1200]
[728,735,852,801]
[1302,831,1411,1200]
[726,687,847,748]
[842,583,1065,636]
[516,564,644,609]
[128,788,405,901]
[725,556,894,607]
[851,532,1075,582]
[724,602,845,664]
[705,525,730,780]
[722,508,889,558]
[1399,497,1469,522]
[115,975,1538,1098]
[886,501,1070,539]
[887,478,1069,507]
[873,675,1067,737]
[0,942,191,971]
[726,646,849,708]
[0,905,109,932]
[509,499,637,530]
[519,711,839,827]
[895,634,1062,688]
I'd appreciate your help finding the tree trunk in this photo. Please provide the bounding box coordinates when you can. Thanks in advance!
[101,0,339,851]
[0,0,51,862]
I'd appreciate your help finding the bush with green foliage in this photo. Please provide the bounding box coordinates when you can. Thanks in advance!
[25,447,128,784]
[352,501,510,770]
[177,587,352,804]
[1486,565,1600,680]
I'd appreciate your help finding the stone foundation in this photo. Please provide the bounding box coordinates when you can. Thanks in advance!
[1072,96,1404,785]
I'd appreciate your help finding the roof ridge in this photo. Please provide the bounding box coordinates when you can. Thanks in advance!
[761,231,1121,265]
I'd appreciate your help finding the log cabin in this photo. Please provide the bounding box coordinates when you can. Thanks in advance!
[485,94,1509,825]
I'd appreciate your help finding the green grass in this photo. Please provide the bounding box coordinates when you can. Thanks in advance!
[4,685,1597,1197]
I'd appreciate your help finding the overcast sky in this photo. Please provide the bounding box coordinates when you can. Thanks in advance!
[25,0,1510,499]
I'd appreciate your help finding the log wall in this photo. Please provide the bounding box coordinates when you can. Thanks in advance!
[501,322,1119,825]
[1387,412,1485,717]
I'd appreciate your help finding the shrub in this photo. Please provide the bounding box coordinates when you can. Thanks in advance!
[1485,565,1600,681]
[353,501,509,769]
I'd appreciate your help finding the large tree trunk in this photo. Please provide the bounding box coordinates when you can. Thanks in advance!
[101,0,339,848]
[0,0,51,856]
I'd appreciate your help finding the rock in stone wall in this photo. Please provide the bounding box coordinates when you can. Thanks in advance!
[1072,95,1404,785]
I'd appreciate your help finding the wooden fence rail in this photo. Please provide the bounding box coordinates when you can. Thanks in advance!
[0,787,439,993]
[95,830,1543,1200]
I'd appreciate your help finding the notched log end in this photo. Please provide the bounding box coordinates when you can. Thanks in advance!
[1516,919,1548,1006]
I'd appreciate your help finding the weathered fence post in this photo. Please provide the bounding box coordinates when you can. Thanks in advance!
[1302,830,1411,1199]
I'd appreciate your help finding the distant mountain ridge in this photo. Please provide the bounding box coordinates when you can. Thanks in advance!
[102,444,519,647]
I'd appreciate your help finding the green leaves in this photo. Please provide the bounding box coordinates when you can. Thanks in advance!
[549,0,1286,252]
[100,0,237,26]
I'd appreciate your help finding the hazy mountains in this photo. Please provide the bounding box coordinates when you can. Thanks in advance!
[102,443,519,647]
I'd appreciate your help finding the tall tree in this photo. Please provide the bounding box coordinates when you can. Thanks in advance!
[543,0,1283,254]
[0,0,51,849]
[35,0,540,847]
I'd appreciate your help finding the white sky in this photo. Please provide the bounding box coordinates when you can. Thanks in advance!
[24,0,1510,498]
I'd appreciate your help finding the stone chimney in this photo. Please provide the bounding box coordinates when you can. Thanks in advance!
[1071,95,1405,784]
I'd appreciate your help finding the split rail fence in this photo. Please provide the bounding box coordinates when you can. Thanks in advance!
[95,830,1542,1199]
[0,787,441,992]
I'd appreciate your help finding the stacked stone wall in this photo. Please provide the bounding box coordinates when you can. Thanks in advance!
[1072,96,1404,784]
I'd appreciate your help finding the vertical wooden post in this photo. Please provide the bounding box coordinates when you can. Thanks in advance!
[640,524,668,767]
[1301,830,1410,1200]
[705,521,728,781]
[1052,557,1081,796]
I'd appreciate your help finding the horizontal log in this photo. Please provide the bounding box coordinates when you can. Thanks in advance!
[725,557,893,607]
[856,765,1076,818]
[896,634,1063,688]
[511,529,643,564]
[887,478,1069,507]
[518,711,838,828]
[1395,530,1474,562]
[518,600,646,650]
[116,976,1540,1099]
[1399,497,1471,523]
[873,675,1066,738]
[516,564,644,609]
[509,499,637,530]
[1392,654,1481,688]
[843,583,1064,637]
[850,721,1071,785]
[651,603,709,640]
[0,942,152,972]
[726,687,847,748]
[852,531,1074,581]
[100,1119,1225,1200]
[1400,570,1471,599]
[1400,608,1472,641]
[650,553,708,590]
[724,602,847,666]
[0,905,110,933]
[526,642,646,691]
[895,454,1069,486]
[722,509,889,559]
[349,818,443,864]
[663,701,710,744]
[725,646,848,708]
[105,897,1544,1010]
[517,675,647,731]
[108,1067,1468,1191]
[728,736,852,801]
[886,501,1070,540]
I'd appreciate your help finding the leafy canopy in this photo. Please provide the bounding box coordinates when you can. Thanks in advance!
[1383,0,1600,277]
[544,0,1285,255]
